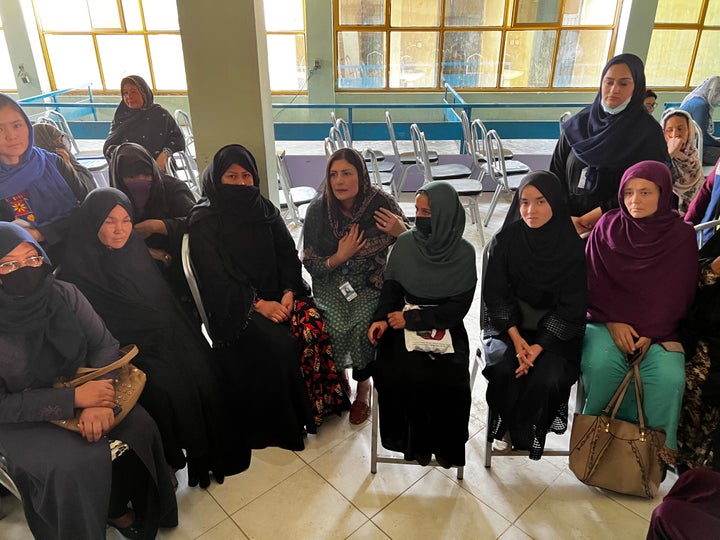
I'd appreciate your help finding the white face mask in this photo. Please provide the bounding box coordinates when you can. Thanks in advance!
[601,96,632,115]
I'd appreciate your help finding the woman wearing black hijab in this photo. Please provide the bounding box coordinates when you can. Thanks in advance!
[0,221,177,539]
[188,144,347,450]
[482,171,586,459]
[59,188,247,487]
[550,53,668,235]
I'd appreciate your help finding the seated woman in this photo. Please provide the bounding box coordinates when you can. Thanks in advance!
[482,171,586,459]
[109,142,196,294]
[303,148,407,425]
[648,468,720,539]
[662,108,704,215]
[59,188,247,487]
[676,231,720,472]
[680,76,720,166]
[684,158,720,243]
[368,181,476,467]
[550,54,668,235]
[582,160,697,465]
[189,144,347,447]
[103,75,185,171]
[0,222,177,540]
[0,93,94,260]
[32,123,95,191]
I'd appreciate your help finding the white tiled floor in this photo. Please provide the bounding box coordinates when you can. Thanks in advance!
[0,145,676,539]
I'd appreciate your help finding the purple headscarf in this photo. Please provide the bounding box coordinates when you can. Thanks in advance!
[586,160,697,342]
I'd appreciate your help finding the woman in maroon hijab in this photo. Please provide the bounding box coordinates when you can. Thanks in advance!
[582,160,697,465]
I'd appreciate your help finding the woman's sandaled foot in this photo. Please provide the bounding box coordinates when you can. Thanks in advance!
[108,510,141,539]
[349,399,371,424]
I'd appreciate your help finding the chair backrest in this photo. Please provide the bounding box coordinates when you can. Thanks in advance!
[166,149,201,199]
[385,110,402,161]
[334,117,353,148]
[459,110,472,155]
[328,124,347,152]
[39,110,80,154]
[485,129,509,188]
[180,233,214,347]
[559,111,572,135]
[363,148,383,189]
[412,127,434,185]
[276,149,301,224]
[694,218,720,248]
[470,118,492,180]
[323,137,337,159]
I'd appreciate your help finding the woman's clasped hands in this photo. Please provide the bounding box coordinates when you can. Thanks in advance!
[255,291,294,324]
[368,311,406,345]
[74,379,116,442]
[508,327,543,379]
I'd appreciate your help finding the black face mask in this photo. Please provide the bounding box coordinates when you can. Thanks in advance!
[0,265,50,297]
[415,217,432,236]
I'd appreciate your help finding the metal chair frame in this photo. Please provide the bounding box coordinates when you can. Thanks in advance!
[482,129,529,227]
[180,233,214,348]
[276,149,315,225]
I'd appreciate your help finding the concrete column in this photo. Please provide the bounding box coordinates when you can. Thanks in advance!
[176,0,277,200]
[305,0,336,121]
[615,0,659,60]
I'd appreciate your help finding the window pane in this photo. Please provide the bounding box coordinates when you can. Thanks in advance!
[122,0,144,31]
[441,31,501,87]
[502,30,556,88]
[264,0,304,31]
[339,0,385,25]
[705,0,720,25]
[562,0,617,25]
[337,31,385,88]
[645,29,697,86]
[389,31,438,88]
[515,0,560,24]
[691,30,720,86]
[87,0,122,30]
[390,0,441,27]
[267,34,307,91]
[148,35,187,90]
[654,0,703,24]
[45,35,102,88]
[553,30,611,87]
[35,0,91,31]
[142,0,179,31]
[444,0,504,27]
[96,35,151,89]
[0,31,17,90]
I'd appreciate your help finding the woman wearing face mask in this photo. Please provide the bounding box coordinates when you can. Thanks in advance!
[0,221,178,540]
[368,181,476,468]
[482,172,586,459]
[188,144,348,449]
[582,160,697,465]
[549,54,669,236]
[661,108,704,215]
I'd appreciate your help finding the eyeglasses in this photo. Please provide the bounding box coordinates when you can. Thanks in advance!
[0,256,44,275]
[646,102,657,110]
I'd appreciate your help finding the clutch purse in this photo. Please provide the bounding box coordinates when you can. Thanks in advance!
[569,363,666,498]
[403,304,455,355]
[52,344,146,433]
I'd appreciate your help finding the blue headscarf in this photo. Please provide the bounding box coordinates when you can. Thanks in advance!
[0,93,79,227]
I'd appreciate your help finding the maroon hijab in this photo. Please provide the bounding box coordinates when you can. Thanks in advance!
[586,160,697,341]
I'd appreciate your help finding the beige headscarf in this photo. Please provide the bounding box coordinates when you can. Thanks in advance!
[662,108,704,214]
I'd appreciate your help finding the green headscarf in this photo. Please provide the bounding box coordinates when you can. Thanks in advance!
[384,181,477,299]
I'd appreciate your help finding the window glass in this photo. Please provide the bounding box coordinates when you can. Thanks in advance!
[562,0,617,25]
[96,35,151,88]
[265,0,304,31]
[0,30,17,91]
[390,0,441,27]
[654,0,703,24]
[645,29,697,86]
[705,0,720,25]
[553,30,612,87]
[121,0,144,31]
[515,0,560,25]
[142,0,180,31]
[691,30,720,86]
[444,0,504,27]
[87,0,122,30]
[148,35,187,90]
[441,31,501,87]
[44,34,102,88]
[337,31,386,89]
[389,31,438,88]
[35,0,91,31]
[339,0,385,25]
[267,34,308,91]
[501,30,556,88]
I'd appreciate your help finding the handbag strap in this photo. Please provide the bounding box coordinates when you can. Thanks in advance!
[58,344,138,387]
[601,367,635,416]
[632,363,648,434]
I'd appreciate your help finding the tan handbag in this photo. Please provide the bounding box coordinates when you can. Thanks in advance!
[52,344,146,433]
[569,363,666,498]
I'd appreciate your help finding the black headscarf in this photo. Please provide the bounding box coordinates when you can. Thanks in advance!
[562,53,667,192]
[384,181,476,298]
[0,222,86,385]
[59,188,181,340]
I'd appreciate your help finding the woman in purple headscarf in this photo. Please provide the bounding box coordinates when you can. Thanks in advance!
[582,160,697,464]
[551,54,668,236]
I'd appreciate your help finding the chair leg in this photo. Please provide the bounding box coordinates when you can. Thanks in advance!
[483,186,503,227]
[456,466,464,480]
[484,407,493,468]
[370,386,379,474]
